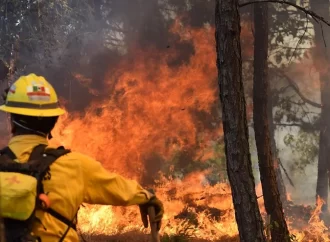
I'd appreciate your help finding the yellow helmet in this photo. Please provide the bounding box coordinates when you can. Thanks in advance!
[0,73,65,117]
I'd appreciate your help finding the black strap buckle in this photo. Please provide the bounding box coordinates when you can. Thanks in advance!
[0,146,17,159]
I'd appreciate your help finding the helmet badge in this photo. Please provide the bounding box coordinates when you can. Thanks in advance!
[26,81,50,101]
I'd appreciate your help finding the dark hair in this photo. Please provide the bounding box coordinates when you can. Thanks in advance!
[2,85,58,138]
[11,114,58,137]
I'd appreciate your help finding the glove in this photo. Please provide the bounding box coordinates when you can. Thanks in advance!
[139,193,164,231]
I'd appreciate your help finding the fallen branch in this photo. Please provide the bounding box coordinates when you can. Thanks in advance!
[278,158,295,188]
[240,0,330,27]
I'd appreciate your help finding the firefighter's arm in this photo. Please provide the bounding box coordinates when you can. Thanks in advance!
[79,153,152,206]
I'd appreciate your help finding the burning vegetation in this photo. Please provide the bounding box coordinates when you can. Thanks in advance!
[1,0,330,241]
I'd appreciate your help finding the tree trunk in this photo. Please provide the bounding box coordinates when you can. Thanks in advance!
[0,60,9,82]
[266,2,287,204]
[268,99,287,203]
[310,0,330,213]
[215,1,265,241]
[253,3,290,241]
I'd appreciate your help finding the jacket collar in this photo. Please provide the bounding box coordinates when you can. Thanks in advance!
[9,134,48,147]
[8,135,48,160]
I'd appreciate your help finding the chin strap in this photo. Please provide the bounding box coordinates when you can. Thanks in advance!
[12,120,47,138]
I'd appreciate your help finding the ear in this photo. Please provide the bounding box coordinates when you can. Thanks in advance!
[47,132,53,140]
[1,87,9,103]
[8,114,15,133]
[11,122,16,134]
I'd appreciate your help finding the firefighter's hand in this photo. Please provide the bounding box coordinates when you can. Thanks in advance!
[139,196,164,231]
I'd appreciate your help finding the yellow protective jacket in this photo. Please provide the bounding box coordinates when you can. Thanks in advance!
[6,134,152,241]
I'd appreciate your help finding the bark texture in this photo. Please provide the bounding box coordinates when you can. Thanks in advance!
[0,60,9,82]
[215,1,265,241]
[268,101,287,203]
[310,0,330,212]
[253,3,290,241]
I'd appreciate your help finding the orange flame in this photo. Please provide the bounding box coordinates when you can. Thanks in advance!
[52,21,222,182]
[48,20,329,241]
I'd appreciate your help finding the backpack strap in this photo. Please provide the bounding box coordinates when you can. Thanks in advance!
[27,145,78,237]
[47,208,77,231]
[0,146,17,160]
[27,144,71,183]
[0,147,32,175]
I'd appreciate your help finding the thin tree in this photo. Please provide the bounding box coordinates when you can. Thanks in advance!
[215,0,266,241]
[241,0,330,218]
[253,2,290,241]
[310,0,330,214]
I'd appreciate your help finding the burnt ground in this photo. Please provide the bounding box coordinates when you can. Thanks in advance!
[284,201,314,228]
[78,232,239,242]
[77,198,239,241]
[77,200,323,241]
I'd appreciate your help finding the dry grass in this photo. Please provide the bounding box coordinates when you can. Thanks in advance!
[78,231,239,242]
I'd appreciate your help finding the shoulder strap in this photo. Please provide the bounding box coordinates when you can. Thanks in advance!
[0,146,17,160]
[0,147,32,174]
[58,207,79,242]
[27,145,76,239]
[28,144,48,162]
[47,207,78,241]
[28,145,71,176]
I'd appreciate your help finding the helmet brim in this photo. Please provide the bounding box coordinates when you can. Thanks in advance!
[0,105,66,117]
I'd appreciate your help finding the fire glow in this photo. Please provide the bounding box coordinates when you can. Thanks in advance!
[48,20,330,241]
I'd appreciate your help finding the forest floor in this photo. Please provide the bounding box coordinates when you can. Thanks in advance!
[77,201,327,242]
[78,232,239,242]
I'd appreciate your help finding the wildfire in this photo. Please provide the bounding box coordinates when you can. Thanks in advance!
[51,20,222,181]
[76,172,238,241]
[290,196,329,241]
[48,20,330,241]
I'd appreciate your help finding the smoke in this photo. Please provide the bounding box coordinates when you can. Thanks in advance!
[0,0,326,206]
[272,54,321,205]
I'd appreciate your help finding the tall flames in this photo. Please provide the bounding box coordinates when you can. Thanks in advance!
[51,20,221,181]
[47,20,329,241]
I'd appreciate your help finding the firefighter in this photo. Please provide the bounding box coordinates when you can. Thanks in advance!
[0,73,164,241]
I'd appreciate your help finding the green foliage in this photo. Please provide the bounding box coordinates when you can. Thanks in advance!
[283,130,319,172]
[271,84,320,174]
[273,94,320,127]
[266,1,319,178]
[269,2,313,67]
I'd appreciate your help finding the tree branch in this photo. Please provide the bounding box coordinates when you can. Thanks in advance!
[271,69,322,108]
[287,13,309,65]
[274,122,304,127]
[278,158,295,188]
[239,0,330,27]
[275,121,319,133]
